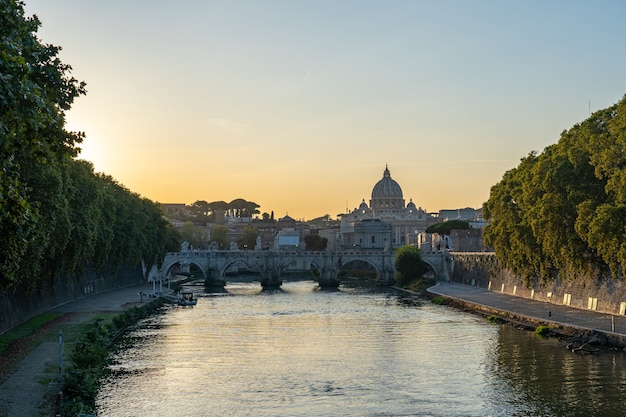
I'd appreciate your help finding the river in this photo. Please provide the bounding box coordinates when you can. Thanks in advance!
[97,280,626,417]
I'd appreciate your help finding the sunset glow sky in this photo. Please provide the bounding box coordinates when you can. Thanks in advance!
[25,0,626,220]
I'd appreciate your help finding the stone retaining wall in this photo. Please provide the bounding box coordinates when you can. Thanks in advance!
[449,253,626,316]
[0,265,144,334]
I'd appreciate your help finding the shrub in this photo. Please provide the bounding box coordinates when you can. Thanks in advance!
[431,296,448,305]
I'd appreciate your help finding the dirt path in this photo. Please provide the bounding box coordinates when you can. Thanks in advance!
[0,284,158,417]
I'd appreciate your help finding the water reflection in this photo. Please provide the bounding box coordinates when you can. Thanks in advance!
[485,325,626,417]
[98,281,626,417]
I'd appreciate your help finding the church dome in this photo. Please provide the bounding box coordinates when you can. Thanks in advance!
[371,166,403,199]
[406,199,416,209]
[359,199,369,210]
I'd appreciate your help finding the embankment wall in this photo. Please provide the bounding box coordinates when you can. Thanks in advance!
[0,265,144,334]
[448,253,626,316]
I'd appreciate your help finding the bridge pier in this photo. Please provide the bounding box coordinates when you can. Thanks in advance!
[161,249,452,288]
[261,273,283,289]
[204,269,226,288]
[318,267,340,290]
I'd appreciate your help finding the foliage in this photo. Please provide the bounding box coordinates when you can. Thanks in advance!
[535,325,550,336]
[430,296,449,305]
[394,245,428,286]
[237,225,258,249]
[180,221,207,249]
[425,220,470,235]
[0,2,176,291]
[210,225,228,249]
[483,94,626,281]
[306,214,339,227]
[60,299,166,416]
[228,198,260,218]
[182,199,262,224]
[0,0,84,289]
[486,315,504,323]
[304,234,328,251]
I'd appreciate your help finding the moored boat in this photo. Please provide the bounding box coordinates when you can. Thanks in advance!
[178,291,197,306]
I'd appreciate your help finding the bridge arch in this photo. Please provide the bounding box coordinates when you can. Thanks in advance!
[337,256,381,281]
[218,258,264,281]
[159,249,401,289]
[161,258,207,279]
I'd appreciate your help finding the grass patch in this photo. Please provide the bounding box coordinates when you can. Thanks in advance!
[431,296,449,305]
[59,298,166,416]
[486,315,504,323]
[535,325,550,336]
[0,313,62,355]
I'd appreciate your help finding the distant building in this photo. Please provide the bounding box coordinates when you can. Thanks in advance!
[340,219,392,250]
[340,165,440,247]
[274,229,301,250]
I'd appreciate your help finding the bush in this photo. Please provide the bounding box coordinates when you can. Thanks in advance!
[486,315,504,323]
[395,246,429,286]
[431,296,448,305]
[59,298,166,415]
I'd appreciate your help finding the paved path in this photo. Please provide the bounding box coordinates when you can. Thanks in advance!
[428,281,626,337]
[0,283,163,417]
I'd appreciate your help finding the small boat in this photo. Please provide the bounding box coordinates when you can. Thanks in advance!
[177,291,197,306]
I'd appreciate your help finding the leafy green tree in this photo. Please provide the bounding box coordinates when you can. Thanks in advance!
[180,221,207,249]
[237,226,258,249]
[425,220,470,235]
[228,198,260,218]
[395,245,428,286]
[306,214,339,227]
[304,234,328,251]
[484,94,626,281]
[210,225,228,249]
[0,2,175,291]
[0,1,85,289]
[188,200,212,223]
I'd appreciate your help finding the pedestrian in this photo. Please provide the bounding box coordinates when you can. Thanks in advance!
[548,310,551,317]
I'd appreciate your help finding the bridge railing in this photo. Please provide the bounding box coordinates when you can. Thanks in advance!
[165,249,395,257]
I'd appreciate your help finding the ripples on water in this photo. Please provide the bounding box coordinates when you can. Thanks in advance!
[98,280,626,417]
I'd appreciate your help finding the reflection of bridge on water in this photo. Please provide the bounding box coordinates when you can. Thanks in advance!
[160,249,452,289]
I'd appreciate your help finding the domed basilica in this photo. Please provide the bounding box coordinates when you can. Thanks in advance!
[339,165,440,248]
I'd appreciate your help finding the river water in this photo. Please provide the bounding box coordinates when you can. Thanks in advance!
[97,280,626,417]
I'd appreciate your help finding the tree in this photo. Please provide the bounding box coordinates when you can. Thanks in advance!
[425,220,470,235]
[483,94,626,281]
[306,214,339,227]
[180,221,206,249]
[237,226,258,250]
[395,245,428,286]
[1,1,85,288]
[0,2,176,291]
[304,234,328,251]
[228,198,260,218]
[188,200,212,223]
[210,225,228,250]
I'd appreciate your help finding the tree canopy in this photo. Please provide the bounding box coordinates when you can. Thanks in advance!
[483,94,626,281]
[394,245,428,286]
[304,234,328,251]
[425,220,470,235]
[186,199,260,223]
[0,2,176,291]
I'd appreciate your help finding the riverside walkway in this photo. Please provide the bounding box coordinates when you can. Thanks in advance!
[427,281,626,345]
[0,283,160,417]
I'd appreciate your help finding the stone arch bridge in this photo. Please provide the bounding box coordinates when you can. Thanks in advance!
[159,249,453,289]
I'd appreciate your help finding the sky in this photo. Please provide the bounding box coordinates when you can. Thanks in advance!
[24,0,626,220]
